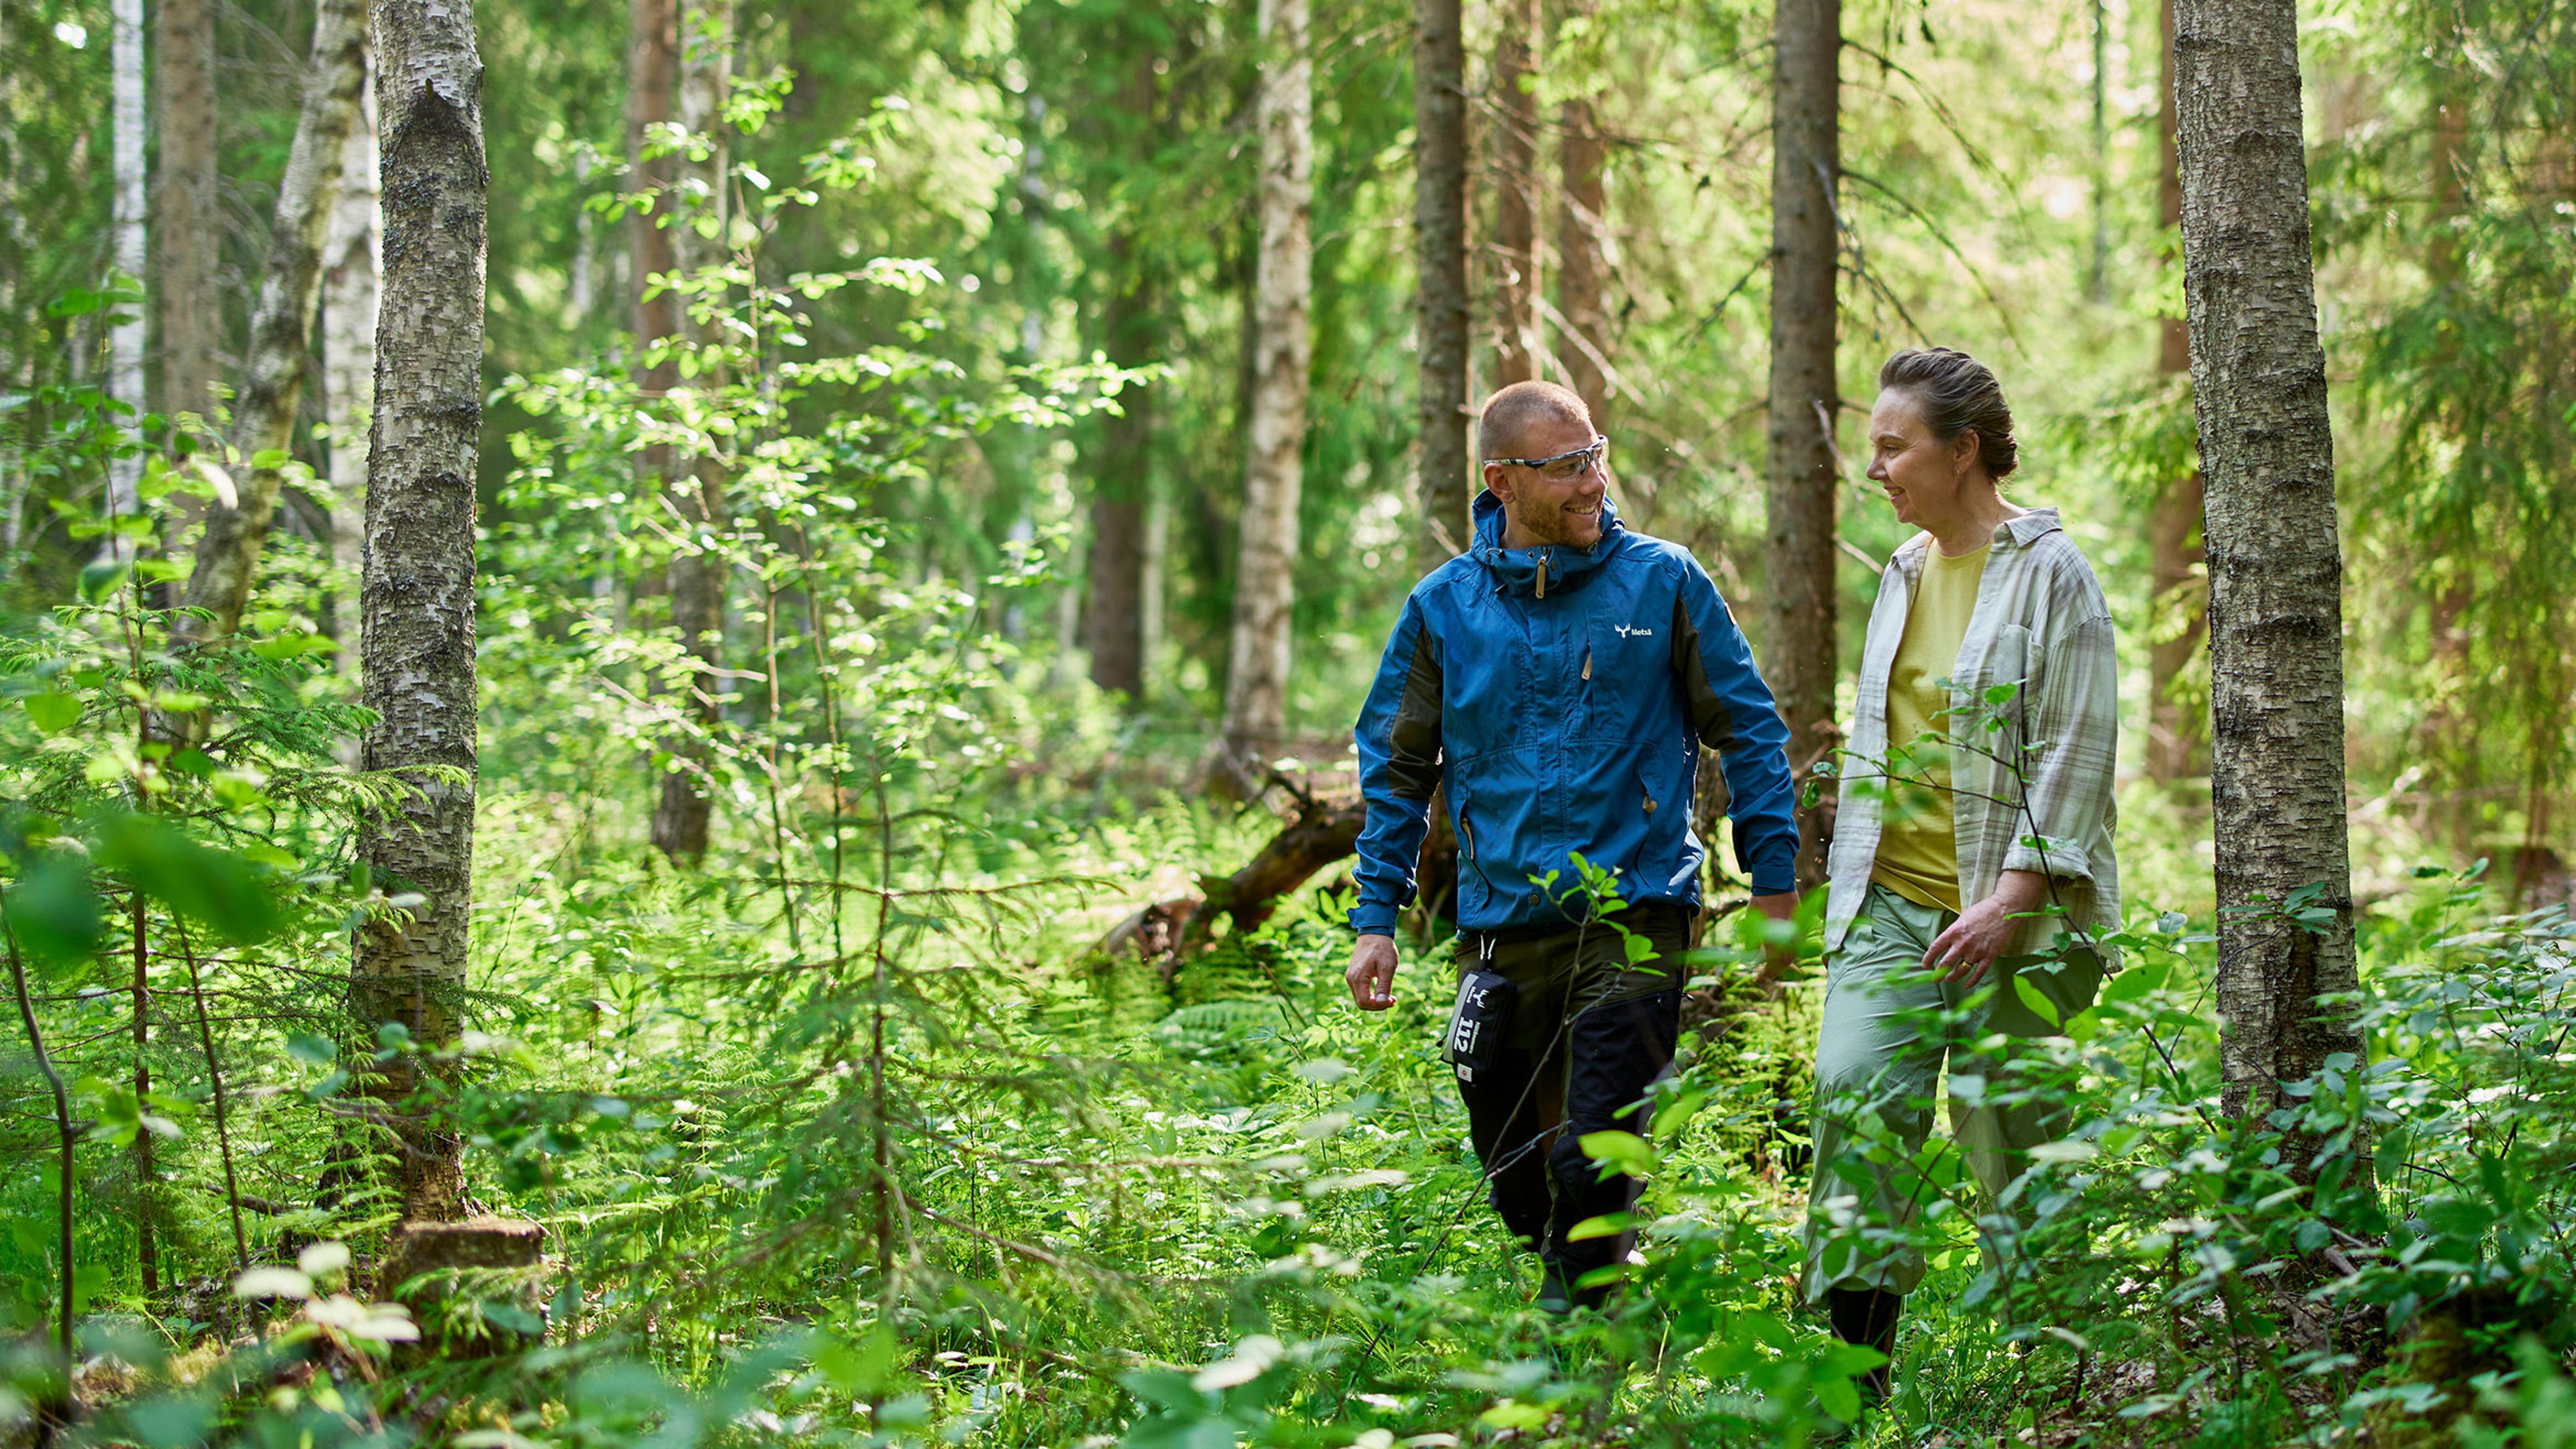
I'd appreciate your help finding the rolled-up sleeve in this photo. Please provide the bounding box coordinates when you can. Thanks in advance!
[1999,611,2118,883]
[1350,594,1444,935]
[1670,559,1799,896]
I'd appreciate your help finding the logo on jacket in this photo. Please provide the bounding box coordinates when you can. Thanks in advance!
[1614,624,1655,639]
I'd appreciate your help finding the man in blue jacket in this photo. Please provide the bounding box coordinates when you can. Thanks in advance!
[1346,379,1802,1312]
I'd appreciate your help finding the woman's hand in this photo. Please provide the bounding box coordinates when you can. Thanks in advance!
[1923,870,2050,987]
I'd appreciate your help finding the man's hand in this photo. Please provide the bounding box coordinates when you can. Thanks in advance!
[1924,870,2049,987]
[1348,934,1399,1010]
[1750,891,1800,983]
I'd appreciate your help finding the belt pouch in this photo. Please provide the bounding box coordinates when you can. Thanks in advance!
[1444,968,1518,1084]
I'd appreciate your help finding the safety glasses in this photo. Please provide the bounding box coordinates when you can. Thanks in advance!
[1484,435,1609,482]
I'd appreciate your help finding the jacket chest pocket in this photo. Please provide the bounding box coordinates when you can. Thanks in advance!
[1580,626,1669,741]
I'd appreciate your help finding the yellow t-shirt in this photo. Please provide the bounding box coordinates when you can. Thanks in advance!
[1871,541,1990,914]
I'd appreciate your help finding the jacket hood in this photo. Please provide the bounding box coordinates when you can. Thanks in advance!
[1469,488,1626,598]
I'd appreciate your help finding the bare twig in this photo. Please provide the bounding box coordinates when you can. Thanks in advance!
[175,918,250,1271]
[6,908,78,1375]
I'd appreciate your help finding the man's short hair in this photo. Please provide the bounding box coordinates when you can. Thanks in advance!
[1478,381,1593,460]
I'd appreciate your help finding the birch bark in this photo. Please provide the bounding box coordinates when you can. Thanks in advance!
[2173,0,2365,1125]
[323,44,382,681]
[179,0,369,641]
[1217,0,1312,788]
[1413,0,1470,571]
[358,0,485,1224]
[1766,0,1840,891]
[108,0,146,543]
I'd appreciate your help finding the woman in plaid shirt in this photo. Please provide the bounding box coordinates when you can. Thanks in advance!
[1803,349,2121,1402]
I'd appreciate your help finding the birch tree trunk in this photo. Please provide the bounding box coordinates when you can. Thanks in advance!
[1414,0,1470,572]
[178,0,370,642]
[156,0,219,422]
[358,0,485,1225]
[2146,0,2207,781]
[1766,0,1840,891]
[2173,0,2365,1126]
[324,44,382,682]
[108,0,146,543]
[1486,0,1537,387]
[1555,0,1608,421]
[649,0,732,862]
[1217,0,1312,791]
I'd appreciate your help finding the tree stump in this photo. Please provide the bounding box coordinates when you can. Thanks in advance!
[377,1217,545,1361]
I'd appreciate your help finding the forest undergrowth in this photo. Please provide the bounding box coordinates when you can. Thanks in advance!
[7,632,2576,1449]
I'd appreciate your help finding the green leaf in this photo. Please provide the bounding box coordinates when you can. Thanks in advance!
[2013,973,2063,1029]
[5,853,104,964]
[22,692,82,733]
[816,1321,900,1397]
[124,1392,216,1449]
[1565,1212,1633,1242]
[2097,961,2169,1007]
[1120,1369,1208,1418]
[286,1032,338,1065]
[93,813,282,945]
[78,559,131,601]
[1578,1129,1655,1180]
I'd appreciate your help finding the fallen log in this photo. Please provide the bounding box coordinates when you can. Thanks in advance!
[1095,774,1364,978]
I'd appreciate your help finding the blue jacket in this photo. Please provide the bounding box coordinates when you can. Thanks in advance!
[1350,490,1801,936]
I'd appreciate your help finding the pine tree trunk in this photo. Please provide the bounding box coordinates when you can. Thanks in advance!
[1767,0,1840,891]
[2146,0,2207,782]
[1087,250,1153,698]
[650,0,732,862]
[2173,0,2364,1126]
[156,0,219,421]
[178,0,370,642]
[1555,0,1608,422]
[1217,0,1313,790]
[108,0,146,541]
[1414,0,1470,571]
[1086,56,1159,701]
[356,0,485,1225]
[1486,0,1537,387]
[628,0,679,452]
[324,44,381,683]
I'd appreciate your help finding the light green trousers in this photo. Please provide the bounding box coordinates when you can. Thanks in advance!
[1801,883,2101,1304]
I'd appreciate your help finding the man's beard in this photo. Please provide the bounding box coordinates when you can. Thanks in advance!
[1510,500,1601,547]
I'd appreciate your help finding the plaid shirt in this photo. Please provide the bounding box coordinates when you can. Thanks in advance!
[1823,508,2121,960]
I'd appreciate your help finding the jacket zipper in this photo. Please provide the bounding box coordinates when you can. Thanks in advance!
[1580,644,1591,681]
[1535,552,1550,598]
